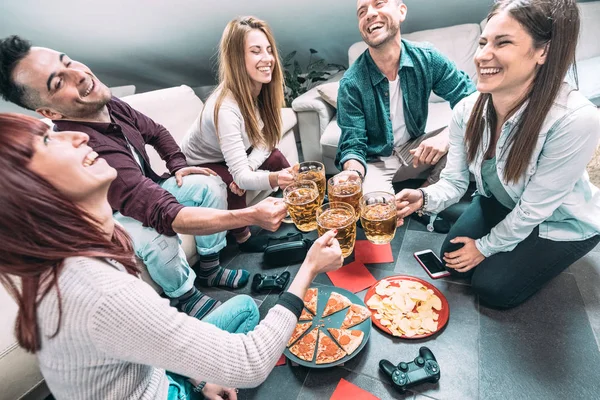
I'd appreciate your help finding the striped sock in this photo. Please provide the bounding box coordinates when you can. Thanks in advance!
[176,288,221,320]
[197,253,250,289]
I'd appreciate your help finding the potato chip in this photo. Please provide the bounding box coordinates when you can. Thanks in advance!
[366,279,442,337]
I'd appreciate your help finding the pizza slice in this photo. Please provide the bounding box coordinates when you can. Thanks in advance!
[289,327,319,362]
[340,304,371,329]
[315,330,347,364]
[299,308,314,321]
[303,288,318,315]
[321,292,352,317]
[327,328,364,356]
[287,322,312,347]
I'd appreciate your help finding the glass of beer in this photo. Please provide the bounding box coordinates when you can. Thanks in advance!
[360,192,397,244]
[296,161,326,205]
[316,202,357,258]
[283,180,320,232]
[327,171,363,218]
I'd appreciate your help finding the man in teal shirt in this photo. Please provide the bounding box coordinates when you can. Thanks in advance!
[337,0,476,210]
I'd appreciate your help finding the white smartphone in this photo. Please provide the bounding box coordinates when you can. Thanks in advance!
[414,249,451,279]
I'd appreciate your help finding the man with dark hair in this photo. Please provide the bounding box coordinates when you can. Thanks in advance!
[337,0,476,232]
[0,35,287,320]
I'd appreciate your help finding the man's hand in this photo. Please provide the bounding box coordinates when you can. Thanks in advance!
[409,128,449,168]
[443,237,485,273]
[175,166,218,187]
[230,181,246,196]
[342,159,366,178]
[250,197,287,231]
[201,383,238,400]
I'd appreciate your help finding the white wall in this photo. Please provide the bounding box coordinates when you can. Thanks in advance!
[1,0,594,114]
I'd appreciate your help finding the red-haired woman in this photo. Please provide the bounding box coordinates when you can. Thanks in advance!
[0,113,343,400]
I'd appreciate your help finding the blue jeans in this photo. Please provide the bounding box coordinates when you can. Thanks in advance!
[114,174,228,298]
[166,295,260,399]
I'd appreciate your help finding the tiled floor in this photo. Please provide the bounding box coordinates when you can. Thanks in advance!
[199,207,600,400]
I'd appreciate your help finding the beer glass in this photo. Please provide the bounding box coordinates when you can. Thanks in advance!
[327,171,363,218]
[296,161,326,205]
[283,180,320,232]
[360,192,397,244]
[316,202,357,258]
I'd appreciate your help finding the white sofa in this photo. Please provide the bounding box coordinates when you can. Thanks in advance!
[0,84,299,399]
[292,1,600,175]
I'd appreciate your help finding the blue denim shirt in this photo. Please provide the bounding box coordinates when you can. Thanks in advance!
[423,84,600,257]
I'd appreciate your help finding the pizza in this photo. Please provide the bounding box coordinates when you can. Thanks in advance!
[321,292,352,317]
[299,308,314,321]
[289,327,319,362]
[303,288,318,315]
[315,330,347,364]
[287,322,312,347]
[340,304,371,329]
[327,328,364,356]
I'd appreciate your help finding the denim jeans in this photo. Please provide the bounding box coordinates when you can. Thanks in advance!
[166,295,260,399]
[114,174,228,298]
[441,195,600,309]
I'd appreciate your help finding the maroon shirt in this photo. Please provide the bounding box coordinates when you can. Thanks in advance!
[54,97,187,236]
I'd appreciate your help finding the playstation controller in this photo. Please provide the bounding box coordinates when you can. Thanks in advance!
[379,346,440,392]
[251,271,291,293]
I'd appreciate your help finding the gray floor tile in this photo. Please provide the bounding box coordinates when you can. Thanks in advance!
[569,251,600,350]
[479,273,600,400]
[297,368,412,400]
[342,281,479,400]
[238,363,308,400]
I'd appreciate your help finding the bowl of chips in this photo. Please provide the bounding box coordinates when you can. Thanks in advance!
[364,275,449,339]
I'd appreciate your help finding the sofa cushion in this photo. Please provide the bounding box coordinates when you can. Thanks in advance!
[121,85,204,175]
[317,82,340,109]
[577,1,600,62]
[576,57,600,106]
[349,23,480,78]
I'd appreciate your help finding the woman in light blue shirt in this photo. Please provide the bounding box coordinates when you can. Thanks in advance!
[396,0,600,309]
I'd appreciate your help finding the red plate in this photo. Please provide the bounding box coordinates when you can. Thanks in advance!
[364,275,449,339]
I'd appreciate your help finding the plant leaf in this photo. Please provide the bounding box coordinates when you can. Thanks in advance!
[283,51,297,65]
[309,48,318,54]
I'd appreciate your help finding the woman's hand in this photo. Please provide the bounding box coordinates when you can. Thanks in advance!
[201,383,238,400]
[395,189,423,220]
[277,167,295,189]
[229,181,246,196]
[443,237,485,273]
[175,166,217,187]
[304,230,343,274]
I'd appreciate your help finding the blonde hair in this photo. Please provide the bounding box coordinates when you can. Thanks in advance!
[211,16,284,150]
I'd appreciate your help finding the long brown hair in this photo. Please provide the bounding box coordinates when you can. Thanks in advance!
[211,16,284,150]
[465,0,580,183]
[0,113,138,353]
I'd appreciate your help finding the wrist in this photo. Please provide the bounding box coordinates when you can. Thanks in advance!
[269,172,279,189]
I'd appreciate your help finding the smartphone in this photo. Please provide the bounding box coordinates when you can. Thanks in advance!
[414,249,450,279]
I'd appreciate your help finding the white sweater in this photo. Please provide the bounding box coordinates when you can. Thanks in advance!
[181,90,273,190]
[35,257,297,399]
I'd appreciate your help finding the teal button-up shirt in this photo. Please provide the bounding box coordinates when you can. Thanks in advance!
[335,39,476,171]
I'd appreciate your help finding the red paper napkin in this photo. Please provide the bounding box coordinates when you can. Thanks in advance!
[275,354,286,366]
[330,378,379,400]
[326,260,377,293]
[354,240,394,264]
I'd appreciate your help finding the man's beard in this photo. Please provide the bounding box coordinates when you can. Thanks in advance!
[362,22,400,48]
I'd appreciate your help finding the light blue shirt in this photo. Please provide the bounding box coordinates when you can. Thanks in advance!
[423,84,600,257]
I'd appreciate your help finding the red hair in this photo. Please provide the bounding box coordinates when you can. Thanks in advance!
[0,113,138,353]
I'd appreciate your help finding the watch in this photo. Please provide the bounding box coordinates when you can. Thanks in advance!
[192,381,206,394]
[417,188,428,216]
[348,169,365,182]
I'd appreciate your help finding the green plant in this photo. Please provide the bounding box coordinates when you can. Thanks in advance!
[282,48,346,107]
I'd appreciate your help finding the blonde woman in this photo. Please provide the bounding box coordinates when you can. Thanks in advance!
[182,16,294,252]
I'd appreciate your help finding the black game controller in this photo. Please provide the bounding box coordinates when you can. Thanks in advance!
[251,271,291,293]
[379,346,440,392]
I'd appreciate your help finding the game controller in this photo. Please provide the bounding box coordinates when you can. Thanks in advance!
[379,346,440,392]
[251,271,291,293]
